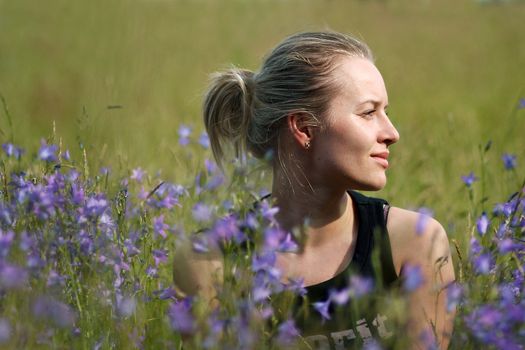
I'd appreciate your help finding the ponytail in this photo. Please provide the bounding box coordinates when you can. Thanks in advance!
[203,68,255,168]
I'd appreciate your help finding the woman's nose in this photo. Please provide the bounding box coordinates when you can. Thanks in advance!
[380,116,400,146]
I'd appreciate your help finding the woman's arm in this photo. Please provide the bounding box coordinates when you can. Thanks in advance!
[172,239,224,304]
[387,207,456,349]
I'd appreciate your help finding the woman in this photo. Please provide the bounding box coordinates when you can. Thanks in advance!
[174,31,455,349]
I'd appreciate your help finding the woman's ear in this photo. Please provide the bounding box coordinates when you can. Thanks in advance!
[287,113,315,149]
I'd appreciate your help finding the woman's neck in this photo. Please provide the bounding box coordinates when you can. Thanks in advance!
[271,176,355,249]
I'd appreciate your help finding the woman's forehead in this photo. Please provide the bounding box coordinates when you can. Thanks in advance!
[333,57,387,104]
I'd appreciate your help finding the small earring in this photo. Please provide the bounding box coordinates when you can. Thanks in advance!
[304,141,311,149]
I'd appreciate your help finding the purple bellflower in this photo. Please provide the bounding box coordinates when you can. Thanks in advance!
[202,312,225,348]
[0,263,28,289]
[146,265,158,278]
[502,153,517,170]
[191,235,210,253]
[209,215,241,243]
[252,251,277,273]
[446,283,463,313]
[38,141,58,162]
[153,215,169,239]
[154,287,178,300]
[27,184,57,221]
[278,232,299,252]
[259,201,279,222]
[192,203,213,222]
[130,167,146,182]
[493,202,514,218]
[85,195,109,218]
[419,329,438,350]
[473,253,493,275]
[349,275,374,298]
[19,232,35,252]
[152,249,168,266]
[206,174,225,191]
[33,296,76,328]
[416,207,434,235]
[46,270,67,287]
[363,339,384,350]
[476,212,490,236]
[252,285,272,302]
[178,125,192,146]
[168,298,195,334]
[71,182,85,205]
[402,264,424,292]
[198,132,210,149]
[469,237,482,255]
[262,227,298,252]
[204,158,217,173]
[2,143,24,159]
[0,203,13,227]
[146,182,184,210]
[257,305,274,320]
[329,287,351,306]
[243,212,259,230]
[518,97,525,109]
[285,277,307,297]
[0,230,14,258]
[498,238,519,254]
[276,319,300,346]
[0,318,11,344]
[461,172,479,188]
[313,299,332,321]
[61,149,71,161]
[116,294,136,318]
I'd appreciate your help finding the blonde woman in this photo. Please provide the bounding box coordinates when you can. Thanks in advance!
[174,31,455,349]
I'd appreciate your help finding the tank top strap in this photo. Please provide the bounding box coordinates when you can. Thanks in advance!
[348,190,398,287]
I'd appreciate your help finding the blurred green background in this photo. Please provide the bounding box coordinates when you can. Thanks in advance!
[1,0,524,235]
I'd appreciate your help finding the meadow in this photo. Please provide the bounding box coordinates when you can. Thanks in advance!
[0,0,524,348]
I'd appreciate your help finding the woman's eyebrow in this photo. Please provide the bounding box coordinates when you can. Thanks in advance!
[356,99,382,106]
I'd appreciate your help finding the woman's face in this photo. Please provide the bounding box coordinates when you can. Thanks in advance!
[310,56,400,191]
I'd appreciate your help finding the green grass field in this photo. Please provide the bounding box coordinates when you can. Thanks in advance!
[2,0,524,192]
[0,0,524,348]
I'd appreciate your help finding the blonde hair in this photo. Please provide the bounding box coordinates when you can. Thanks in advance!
[203,31,373,168]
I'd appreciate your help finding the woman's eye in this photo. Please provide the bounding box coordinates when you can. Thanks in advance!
[362,110,375,117]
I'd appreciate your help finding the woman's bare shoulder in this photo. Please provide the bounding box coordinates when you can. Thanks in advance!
[386,206,452,275]
[172,240,224,300]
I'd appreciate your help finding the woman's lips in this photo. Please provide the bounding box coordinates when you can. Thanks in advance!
[371,152,389,168]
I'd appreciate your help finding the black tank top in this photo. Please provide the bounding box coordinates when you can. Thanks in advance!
[292,190,398,349]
